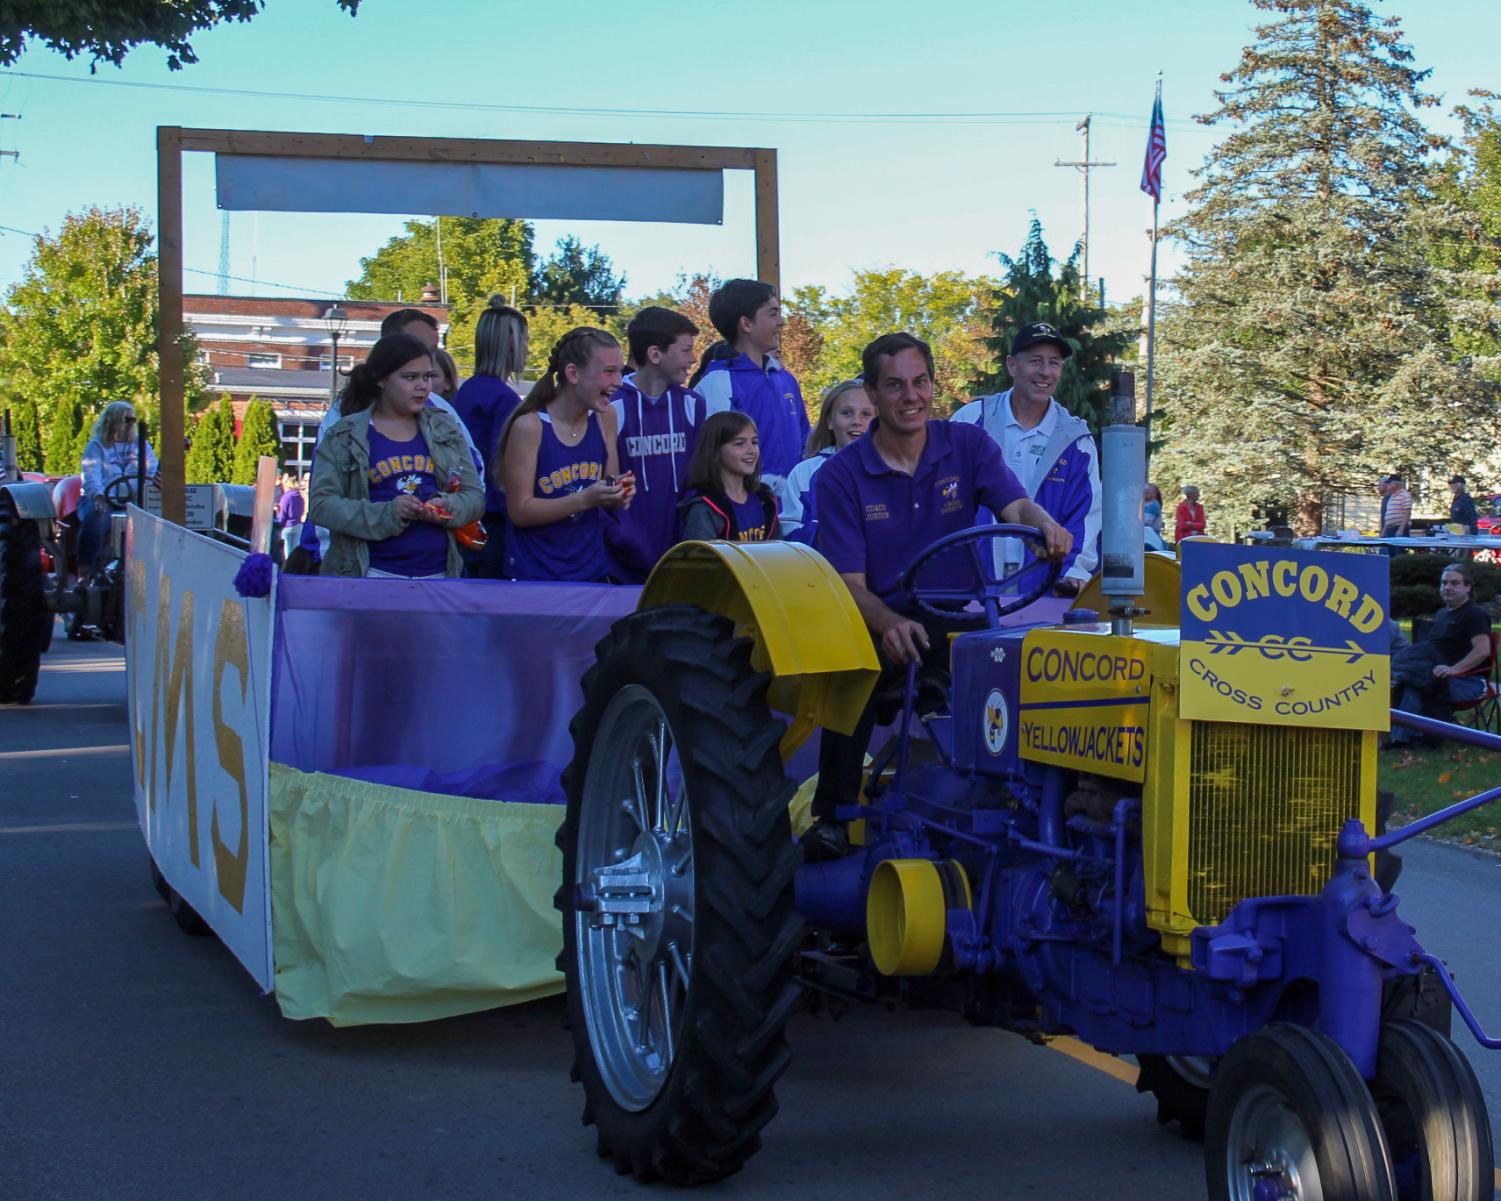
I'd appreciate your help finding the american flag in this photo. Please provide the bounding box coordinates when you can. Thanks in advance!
[1140,86,1166,202]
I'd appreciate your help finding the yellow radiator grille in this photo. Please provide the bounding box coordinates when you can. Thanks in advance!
[1186,722,1364,927]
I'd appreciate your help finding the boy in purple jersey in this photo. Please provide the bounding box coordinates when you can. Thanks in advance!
[693,279,809,487]
[606,306,707,581]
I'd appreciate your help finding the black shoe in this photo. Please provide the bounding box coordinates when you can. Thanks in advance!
[799,819,850,863]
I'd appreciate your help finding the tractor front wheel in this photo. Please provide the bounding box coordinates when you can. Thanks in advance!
[559,605,802,1184]
[1206,1024,1396,1201]
[1371,1020,1492,1201]
[0,493,48,704]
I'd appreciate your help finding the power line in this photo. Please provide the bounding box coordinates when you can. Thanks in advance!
[0,68,1207,131]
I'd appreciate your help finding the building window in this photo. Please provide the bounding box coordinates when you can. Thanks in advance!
[247,352,283,369]
[278,418,321,477]
[317,354,355,371]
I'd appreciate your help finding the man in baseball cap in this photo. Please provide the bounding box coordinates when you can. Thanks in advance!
[953,320,1100,594]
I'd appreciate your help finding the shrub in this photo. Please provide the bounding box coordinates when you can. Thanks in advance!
[1385,555,1501,617]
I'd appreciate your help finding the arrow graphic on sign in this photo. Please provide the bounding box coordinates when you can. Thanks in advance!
[1204,630,1365,663]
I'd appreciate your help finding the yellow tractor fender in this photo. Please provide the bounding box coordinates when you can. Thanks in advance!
[1075,550,1182,626]
[640,540,880,759]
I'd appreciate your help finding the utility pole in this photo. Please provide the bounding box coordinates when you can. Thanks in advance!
[0,113,19,164]
[1055,115,1115,302]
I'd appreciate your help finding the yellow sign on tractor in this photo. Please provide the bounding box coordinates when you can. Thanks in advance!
[1178,542,1391,731]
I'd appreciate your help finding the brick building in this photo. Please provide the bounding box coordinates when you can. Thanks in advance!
[185,291,448,476]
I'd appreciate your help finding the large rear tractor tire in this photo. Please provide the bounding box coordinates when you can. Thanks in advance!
[558,605,802,1184]
[1371,1020,1493,1201]
[1206,1024,1397,1201]
[0,493,48,704]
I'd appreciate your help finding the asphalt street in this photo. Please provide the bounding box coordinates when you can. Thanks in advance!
[3,632,1498,1201]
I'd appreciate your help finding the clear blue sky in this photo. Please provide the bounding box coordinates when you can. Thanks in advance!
[0,0,1494,307]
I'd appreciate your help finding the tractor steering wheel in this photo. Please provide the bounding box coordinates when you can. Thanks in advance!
[102,475,139,512]
[896,523,1063,628]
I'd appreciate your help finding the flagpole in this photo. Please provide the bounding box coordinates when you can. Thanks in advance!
[1144,74,1162,463]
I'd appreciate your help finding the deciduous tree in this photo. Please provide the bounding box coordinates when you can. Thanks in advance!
[1,1,360,69]
[0,206,207,464]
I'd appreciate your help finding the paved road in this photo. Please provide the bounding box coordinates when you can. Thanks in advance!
[3,633,1497,1200]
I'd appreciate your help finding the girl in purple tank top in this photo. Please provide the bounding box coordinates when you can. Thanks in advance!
[500,327,630,582]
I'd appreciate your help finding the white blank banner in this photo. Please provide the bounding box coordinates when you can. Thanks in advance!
[215,155,724,224]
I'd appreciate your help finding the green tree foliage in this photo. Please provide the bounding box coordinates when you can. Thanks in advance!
[1431,93,1501,373]
[232,397,280,485]
[1152,0,1500,536]
[347,217,533,371]
[973,218,1135,432]
[1,1,360,69]
[788,269,996,411]
[185,396,236,485]
[531,236,627,309]
[42,394,84,475]
[348,216,534,307]
[524,304,627,372]
[7,399,43,472]
[0,206,207,465]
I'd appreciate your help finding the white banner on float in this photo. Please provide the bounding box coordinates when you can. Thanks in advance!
[125,510,275,990]
[215,155,726,225]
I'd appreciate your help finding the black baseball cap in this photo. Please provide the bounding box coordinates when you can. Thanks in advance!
[1010,321,1072,358]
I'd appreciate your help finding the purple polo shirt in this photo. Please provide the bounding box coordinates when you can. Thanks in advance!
[814,419,1028,607]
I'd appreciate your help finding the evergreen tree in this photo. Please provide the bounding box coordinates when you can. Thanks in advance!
[185,396,236,484]
[1152,0,1498,535]
[531,236,626,310]
[232,397,280,485]
[43,394,83,475]
[973,218,1132,432]
[8,399,43,471]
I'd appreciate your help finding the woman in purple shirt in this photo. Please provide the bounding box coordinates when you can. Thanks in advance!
[499,327,630,582]
[449,297,528,577]
[678,411,781,543]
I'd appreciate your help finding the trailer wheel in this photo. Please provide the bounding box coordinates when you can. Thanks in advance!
[0,493,48,704]
[149,860,211,937]
[1371,1020,1492,1201]
[1137,1053,1213,1138]
[559,605,802,1184]
[1206,1024,1396,1201]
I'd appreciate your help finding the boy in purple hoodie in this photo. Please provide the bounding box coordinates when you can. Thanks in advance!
[605,307,707,582]
[694,279,809,487]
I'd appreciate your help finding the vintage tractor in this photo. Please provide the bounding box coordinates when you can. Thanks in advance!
[0,411,254,702]
[556,376,1499,1200]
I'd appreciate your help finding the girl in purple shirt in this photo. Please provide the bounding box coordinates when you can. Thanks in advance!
[500,327,630,582]
[678,411,781,543]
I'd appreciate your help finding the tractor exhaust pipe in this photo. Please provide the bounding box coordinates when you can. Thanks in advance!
[1100,370,1145,636]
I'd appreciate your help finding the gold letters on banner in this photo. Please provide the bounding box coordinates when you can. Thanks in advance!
[132,547,255,913]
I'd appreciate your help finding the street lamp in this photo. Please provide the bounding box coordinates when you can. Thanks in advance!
[324,304,349,407]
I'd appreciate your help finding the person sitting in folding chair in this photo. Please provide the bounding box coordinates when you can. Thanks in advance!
[1389,562,1493,745]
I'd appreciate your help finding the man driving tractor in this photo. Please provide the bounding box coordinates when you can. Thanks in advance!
[804,332,1074,860]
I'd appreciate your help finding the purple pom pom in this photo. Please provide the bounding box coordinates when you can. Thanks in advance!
[233,552,274,599]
